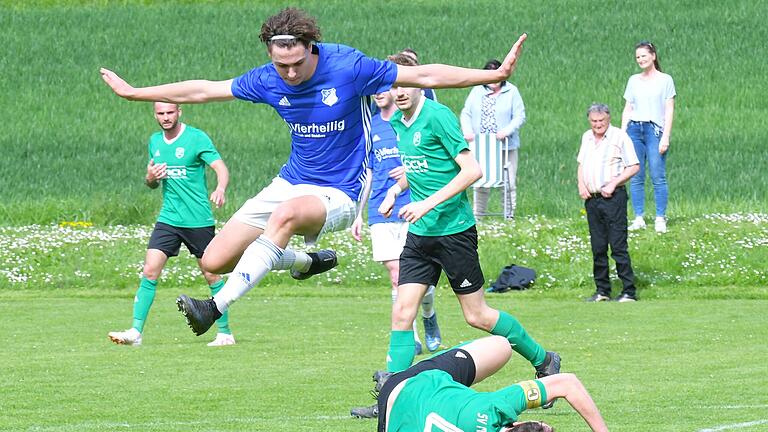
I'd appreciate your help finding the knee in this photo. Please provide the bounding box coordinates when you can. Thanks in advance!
[463,309,495,331]
[142,264,161,280]
[269,205,300,231]
[201,253,229,274]
[391,301,417,329]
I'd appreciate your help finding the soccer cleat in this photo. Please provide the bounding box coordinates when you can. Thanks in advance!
[372,370,393,393]
[176,295,222,336]
[628,216,646,231]
[585,293,611,302]
[655,216,667,233]
[535,351,562,409]
[108,328,142,346]
[291,249,338,280]
[423,313,442,352]
[207,332,236,347]
[614,293,638,302]
[350,403,378,419]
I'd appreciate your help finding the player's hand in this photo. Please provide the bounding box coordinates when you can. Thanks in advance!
[398,201,432,224]
[210,187,226,208]
[146,159,167,182]
[600,182,615,198]
[388,166,406,181]
[350,217,363,242]
[378,194,396,218]
[499,33,528,80]
[496,131,508,141]
[464,133,475,143]
[100,67,135,99]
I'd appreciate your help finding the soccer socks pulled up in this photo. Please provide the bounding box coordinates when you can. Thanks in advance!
[491,311,546,367]
[386,330,415,373]
[213,236,282,312]
[272,248,312,272]
[209,280,231,335]
[131,277,157,333]
[421,285,435,318]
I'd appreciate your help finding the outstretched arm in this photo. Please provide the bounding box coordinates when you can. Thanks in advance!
[538,373,608,432]
[394,34,527,89]
[100,68,235,103]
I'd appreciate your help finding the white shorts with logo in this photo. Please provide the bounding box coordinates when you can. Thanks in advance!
[233,177,357,246]
[370,221,409,262]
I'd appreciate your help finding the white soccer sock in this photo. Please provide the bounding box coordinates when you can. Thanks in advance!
[272,248,312,272]
[213,236,282,312]
[421,285,435,318]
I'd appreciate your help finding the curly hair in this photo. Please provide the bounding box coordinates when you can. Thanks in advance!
[259,8,322,50]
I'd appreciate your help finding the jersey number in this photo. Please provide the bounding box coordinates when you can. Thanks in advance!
[424,412,463,432]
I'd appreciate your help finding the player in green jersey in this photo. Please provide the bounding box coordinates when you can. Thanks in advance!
[108,102,233,347]
[378,53,558,392]
[377,335,608,432]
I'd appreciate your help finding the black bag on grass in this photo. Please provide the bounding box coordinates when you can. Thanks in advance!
[486,265,536,293]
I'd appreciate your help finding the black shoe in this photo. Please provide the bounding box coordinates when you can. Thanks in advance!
[613,293,638,302]
[176,295,222,336]
[372,370,393,393]
[350,404,378,419]
[291,250,338,280]
[535,351,561,409]
[585,293,611,302]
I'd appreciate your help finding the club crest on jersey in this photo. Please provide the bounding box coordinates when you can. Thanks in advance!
[154,150,160,157]
[175,147,185,159]
[413,131,422,147]
[321,88,338,107]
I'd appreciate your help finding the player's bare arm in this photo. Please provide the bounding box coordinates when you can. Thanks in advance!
[100,68,236,103]
[209,159,229,208]
[394,33,527,89]
[399,150,481,223]
[538,373,609,432]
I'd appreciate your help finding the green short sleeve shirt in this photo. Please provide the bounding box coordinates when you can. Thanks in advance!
[390,98,476,236]
[388,370,547,432]
[147,124,221,228]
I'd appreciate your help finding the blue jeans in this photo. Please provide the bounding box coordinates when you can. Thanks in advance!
[627,121,668,217]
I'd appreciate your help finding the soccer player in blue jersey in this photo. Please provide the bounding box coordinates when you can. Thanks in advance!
[100,7,528,337]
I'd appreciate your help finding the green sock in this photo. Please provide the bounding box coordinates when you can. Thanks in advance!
[386,330,415,373]
[491,311,546,366]
[131,277,157,333]
[210,280,231,335]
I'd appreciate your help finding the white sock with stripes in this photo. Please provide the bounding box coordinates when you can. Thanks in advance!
[213,236,282,312]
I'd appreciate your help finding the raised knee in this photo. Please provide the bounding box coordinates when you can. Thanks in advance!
[269,205,300,230]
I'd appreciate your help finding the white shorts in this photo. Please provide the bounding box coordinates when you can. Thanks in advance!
[370,221,409,262]
[233,177,357,246]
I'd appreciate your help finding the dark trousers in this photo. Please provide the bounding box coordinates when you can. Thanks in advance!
[585,187,636,296]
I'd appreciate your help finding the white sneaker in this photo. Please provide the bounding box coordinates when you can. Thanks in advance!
[628,216,646,231]
[655,217,667,233]
[207,333,236,347]
[108,328,142,346]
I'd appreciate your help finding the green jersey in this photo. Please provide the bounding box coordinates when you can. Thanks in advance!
[388,370,547,432]
[390,97,475,236]
[147,124,221,228]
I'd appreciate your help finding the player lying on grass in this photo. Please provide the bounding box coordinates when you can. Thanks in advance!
[100,7,528,338]
[374,335,608,432]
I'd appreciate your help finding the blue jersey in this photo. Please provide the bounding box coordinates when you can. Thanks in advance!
[367,114,410,225]
[231,43,399,201]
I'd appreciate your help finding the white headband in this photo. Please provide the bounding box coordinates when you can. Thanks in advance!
[270,35,297,41]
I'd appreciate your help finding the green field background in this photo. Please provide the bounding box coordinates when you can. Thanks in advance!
[1,0,766,224]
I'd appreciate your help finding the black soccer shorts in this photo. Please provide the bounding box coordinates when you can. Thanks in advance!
[147,222,214,259]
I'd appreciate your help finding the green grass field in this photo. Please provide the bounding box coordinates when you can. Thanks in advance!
[2,1,768,431]
[2,289,767,431]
